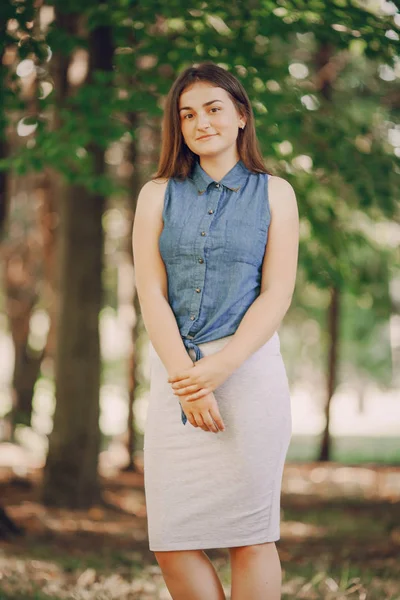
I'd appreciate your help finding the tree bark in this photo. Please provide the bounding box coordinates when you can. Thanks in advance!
[123,112,142,471]
[43,184,104,507]
[314,42,342,462]
[123,113,162,471]
[319,285,340,461]
[11,344,43,428]
[2,8,48,435]
[43,20,114,508]
[3,174,43,436]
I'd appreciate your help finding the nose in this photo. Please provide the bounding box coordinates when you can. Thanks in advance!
[197,113,210,130]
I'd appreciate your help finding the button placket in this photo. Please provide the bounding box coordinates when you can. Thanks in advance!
[188,186,223,333]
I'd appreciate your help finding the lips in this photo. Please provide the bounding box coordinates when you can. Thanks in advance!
[197,134,216,141]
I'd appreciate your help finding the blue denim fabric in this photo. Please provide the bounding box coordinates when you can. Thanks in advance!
[159,159,271,424]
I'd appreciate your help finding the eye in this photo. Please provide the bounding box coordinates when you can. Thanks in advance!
[210,107,221,113]
[183,113,193,120]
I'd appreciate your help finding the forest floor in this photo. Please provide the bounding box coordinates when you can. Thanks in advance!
[0,461,399,600]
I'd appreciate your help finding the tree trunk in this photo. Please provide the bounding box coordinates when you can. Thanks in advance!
[37,172,60,363]
[314,42,342,462]
[42,21,114,508]
[11,344,43,428]
[9,170,58,432]
[319,285,340,461]
[3,174,43,437]
[123,114,161,471]
[123,112,142,471]
[2,7,49,435]
[43,185,104,507]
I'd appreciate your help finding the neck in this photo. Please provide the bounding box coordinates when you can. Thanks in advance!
[199,149,240,182]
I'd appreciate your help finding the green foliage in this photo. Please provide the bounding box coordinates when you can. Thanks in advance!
[1,0,399,388]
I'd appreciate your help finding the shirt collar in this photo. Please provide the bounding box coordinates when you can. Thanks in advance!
[191,159,249,195]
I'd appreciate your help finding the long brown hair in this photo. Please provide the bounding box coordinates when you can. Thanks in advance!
[154,62,270,180]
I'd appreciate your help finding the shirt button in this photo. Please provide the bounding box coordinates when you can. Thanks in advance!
[216,183,220,188]
[201,231,206,236]
[208,209,214,214]
[195,288,201,293]
[198,258,204,263]
[190,315,196,320]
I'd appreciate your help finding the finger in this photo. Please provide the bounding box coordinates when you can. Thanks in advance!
[210,408,225,432]
[172,379,196,390]
[172,380,196,392]
[168,372,193,384]
[203,412,219,433]
[173,384,201,396]
[187,412,198,428]
[194,413,208,432]
[186,388,210,402]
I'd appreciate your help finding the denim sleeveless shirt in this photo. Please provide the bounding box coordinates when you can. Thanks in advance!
[159,159,271,424]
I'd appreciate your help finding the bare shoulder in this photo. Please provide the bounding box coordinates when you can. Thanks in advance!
[268,175,296,201]
[136,178,169,218]
[147,176,169,189]
[139,177,169,202]
[267,175,298,219]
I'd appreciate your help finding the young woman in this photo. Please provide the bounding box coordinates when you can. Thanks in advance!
[132,62,299,600]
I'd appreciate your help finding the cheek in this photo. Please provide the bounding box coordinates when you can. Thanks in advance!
[217,114,238,133]
[180,121,189,141]
[181,119,193,137]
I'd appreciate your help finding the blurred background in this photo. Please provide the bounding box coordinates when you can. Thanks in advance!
[0,0,399,599]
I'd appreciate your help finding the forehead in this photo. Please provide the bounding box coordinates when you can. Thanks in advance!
[179,83,230,108]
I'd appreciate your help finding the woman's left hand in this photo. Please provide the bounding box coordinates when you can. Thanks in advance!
[168,352,234,402]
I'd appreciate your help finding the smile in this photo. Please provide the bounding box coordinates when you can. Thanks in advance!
[197,134,217,141]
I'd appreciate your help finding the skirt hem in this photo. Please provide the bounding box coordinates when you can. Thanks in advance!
[149,534,280,552]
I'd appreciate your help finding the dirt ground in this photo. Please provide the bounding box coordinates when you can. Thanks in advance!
[0,462,399,599]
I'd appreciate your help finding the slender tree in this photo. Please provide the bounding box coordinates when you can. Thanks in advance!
[43,12,114,507]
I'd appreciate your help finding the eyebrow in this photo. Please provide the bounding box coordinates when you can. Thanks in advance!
[179,99,224,113]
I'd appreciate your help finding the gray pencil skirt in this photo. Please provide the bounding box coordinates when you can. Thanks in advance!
[143,332,292,552]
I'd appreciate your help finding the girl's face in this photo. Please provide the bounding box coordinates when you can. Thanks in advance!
[178,81,246,158]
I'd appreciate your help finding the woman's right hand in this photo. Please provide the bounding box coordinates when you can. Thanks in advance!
[179,391,225,433]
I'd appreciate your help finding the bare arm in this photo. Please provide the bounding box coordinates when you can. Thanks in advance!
[218,175,299,370]
[132,179,193,375]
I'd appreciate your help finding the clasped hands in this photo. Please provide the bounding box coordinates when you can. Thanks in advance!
[167,352,234,432]
[167,352,233,402]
